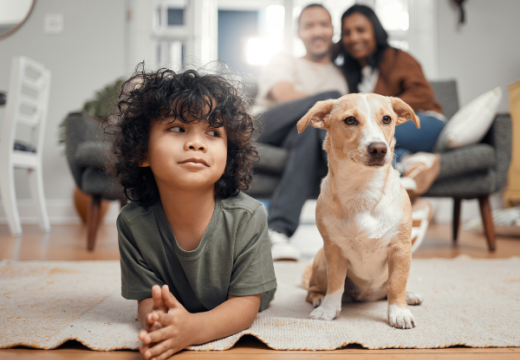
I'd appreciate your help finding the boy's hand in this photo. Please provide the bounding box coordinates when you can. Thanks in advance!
[143,285,169,332]
[139,285,196,360]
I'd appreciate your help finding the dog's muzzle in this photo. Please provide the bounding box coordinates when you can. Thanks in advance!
[366,142,387,166]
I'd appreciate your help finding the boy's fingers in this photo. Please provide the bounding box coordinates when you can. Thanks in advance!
[145,338,174,359]
[140,344,151,359]
[139,329,149,341]
[155,312,176,326]
[147,312,159,324]
[162,285,181,309]
[149,321,163,331]
[146,323,176,344]
[152,285,166,311]
[154,348,177,360]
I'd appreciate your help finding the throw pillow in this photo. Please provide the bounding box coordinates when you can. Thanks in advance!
[433,87,502,151]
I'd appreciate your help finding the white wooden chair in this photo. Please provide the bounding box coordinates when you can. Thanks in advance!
[0,56,51,236]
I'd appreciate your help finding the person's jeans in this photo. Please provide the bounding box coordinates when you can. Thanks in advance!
[394,115,445,162]
[259,96,445,238]
[258,91,341,238]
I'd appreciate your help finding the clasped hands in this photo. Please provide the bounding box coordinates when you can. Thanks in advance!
[139,284,196,360]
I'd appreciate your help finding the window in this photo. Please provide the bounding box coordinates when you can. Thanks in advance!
[154,0,188,69]
[375,0,409,50]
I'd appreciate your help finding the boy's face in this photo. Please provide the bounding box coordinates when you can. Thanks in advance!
[141,117,227,193]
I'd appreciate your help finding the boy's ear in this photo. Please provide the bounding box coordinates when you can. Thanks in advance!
[390,97,420,128]
[297,100,335,133]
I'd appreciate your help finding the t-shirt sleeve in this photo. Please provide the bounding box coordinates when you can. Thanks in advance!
[256,52,295,104]
[228,205,277,297]
[117,213,165,300]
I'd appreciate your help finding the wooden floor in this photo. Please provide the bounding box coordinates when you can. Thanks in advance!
[1,222,519,359]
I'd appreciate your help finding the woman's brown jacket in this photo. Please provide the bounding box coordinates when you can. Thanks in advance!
[373,48,442,113]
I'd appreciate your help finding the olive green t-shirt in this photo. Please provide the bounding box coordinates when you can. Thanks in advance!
[117,191,277,313]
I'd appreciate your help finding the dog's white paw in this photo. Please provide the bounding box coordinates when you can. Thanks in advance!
[310,303,340,321]
[310,292,342,321]
[388,305,415,329]
[406,292,423,305]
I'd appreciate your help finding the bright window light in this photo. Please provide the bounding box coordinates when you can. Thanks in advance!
[246,38,282,66]
[266,5,284,37]
[377,0,409,31]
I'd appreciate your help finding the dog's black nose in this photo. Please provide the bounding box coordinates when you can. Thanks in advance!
[367,142,387,160]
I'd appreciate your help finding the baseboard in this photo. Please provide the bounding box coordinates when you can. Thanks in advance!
[0,199,120,225]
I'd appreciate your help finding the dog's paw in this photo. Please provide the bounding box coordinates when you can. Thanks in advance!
[388,305,415,329]
[310,304,339,320]
[406,292,423,305]
[306,291,325,308]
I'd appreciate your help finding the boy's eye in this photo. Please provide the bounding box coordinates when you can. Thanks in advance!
[169,126,185,133]
[208,129,220,137]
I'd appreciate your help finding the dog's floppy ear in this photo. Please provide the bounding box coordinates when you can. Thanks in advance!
[390,97,420,129]
[297,100,335,133]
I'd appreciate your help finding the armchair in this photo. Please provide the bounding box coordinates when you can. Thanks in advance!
[64,112,124,251]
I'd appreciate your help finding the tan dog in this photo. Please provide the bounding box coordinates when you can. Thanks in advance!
[299,93,423,329]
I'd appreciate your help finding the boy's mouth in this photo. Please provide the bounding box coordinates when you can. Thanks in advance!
[179,158,210,167]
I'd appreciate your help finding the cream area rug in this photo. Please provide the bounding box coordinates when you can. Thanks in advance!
[1,257,520,351]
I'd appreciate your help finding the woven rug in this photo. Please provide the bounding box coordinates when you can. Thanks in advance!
[1,257,520,351]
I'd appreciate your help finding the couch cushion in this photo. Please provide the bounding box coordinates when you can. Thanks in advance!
[246,173,280,198]
[425,170,497,198]
[434,87,502,151]
[437,143,495,181]
[254,143,288,175]
[430,80,460,121]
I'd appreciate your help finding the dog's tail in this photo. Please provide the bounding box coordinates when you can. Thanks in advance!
[301,258,314,290]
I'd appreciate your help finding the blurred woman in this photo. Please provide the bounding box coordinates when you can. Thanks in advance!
[336,4,444,195]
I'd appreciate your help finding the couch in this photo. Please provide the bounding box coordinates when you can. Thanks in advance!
[245,81,512,251]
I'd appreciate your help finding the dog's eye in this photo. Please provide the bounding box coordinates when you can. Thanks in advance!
[344,117,357,125]
[382,116,392,124]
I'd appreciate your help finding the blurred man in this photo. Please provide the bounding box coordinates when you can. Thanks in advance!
[254,4,347,261]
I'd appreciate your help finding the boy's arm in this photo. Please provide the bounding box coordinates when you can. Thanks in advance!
[139,286,261,359]
[190,293,261,344]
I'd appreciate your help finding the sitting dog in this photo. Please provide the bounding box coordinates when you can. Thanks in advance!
[298,93,423,329]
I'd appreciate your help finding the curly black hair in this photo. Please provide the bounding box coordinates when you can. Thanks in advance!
[106,62,259,207]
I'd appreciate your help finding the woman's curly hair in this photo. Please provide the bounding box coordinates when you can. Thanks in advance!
[106,62,259,207]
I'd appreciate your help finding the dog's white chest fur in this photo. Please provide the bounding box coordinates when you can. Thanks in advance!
[320,167,405,300]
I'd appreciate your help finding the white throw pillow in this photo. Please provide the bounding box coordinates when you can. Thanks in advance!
[434,87,502,151]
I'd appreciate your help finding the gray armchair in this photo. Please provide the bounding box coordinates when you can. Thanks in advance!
[246,81,512,251]
[64,112,124,251]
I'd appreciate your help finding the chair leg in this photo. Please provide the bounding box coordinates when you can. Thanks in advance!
[0,160,22,236]
[478,195,496,252]
[27,167,51,233]
[452,198,462,243]
[87,195,102,251]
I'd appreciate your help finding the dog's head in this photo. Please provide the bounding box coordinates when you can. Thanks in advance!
[297,94,420,167]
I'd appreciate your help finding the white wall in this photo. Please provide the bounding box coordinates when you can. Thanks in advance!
[437,0,520,112]
[0,0,127,223]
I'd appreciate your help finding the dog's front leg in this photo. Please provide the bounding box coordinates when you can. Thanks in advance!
[386,244,415,329]
[310,242,347,321]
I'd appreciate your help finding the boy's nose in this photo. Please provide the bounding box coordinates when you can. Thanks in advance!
[185,137,207,152]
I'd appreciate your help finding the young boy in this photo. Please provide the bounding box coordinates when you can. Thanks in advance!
[109,64,277,359]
